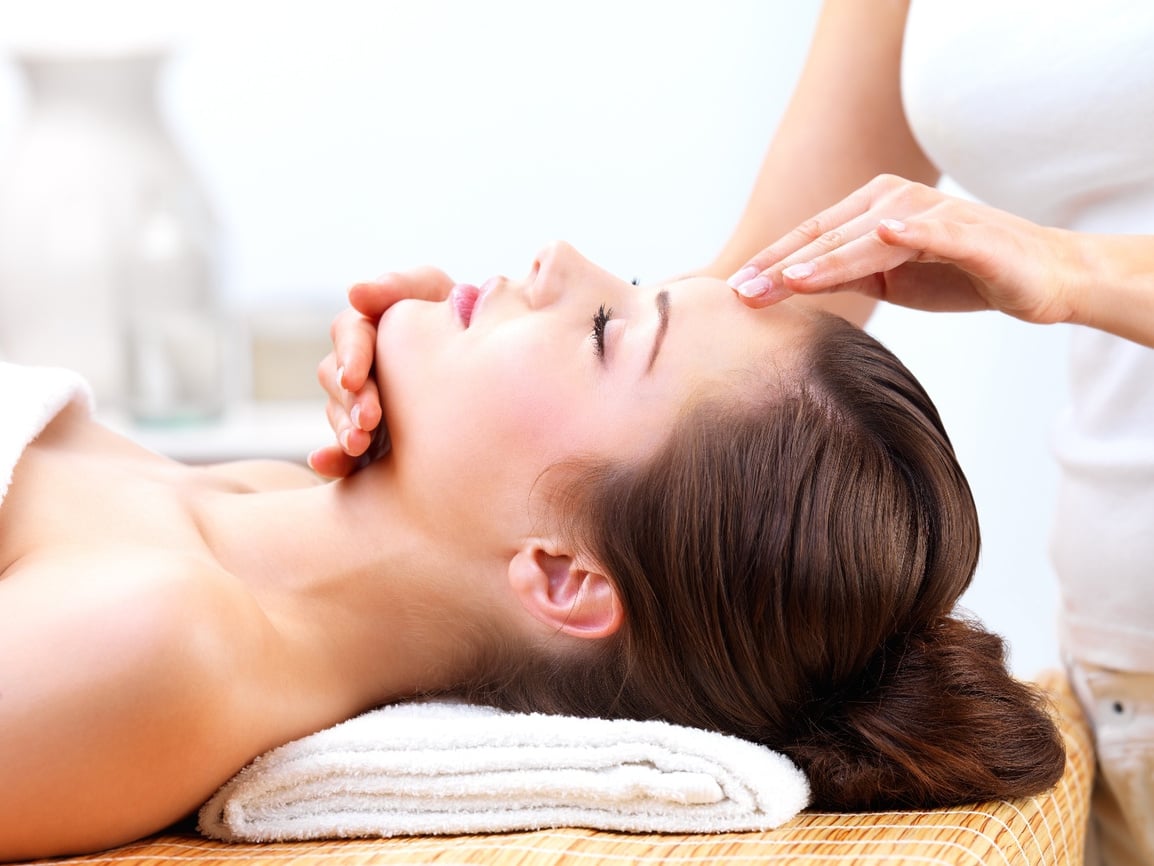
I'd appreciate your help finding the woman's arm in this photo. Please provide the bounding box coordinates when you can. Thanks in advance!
[0,552,253,860]
[709,0,938,326]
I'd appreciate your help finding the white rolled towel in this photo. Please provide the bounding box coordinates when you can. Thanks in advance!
[198,700,809,842]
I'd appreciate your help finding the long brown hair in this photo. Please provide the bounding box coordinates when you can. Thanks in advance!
[459,313,1064,811]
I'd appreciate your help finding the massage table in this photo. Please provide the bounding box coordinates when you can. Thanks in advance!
[19,670,1090,866]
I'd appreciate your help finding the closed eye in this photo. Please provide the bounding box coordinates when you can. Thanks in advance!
[591,304,613,360]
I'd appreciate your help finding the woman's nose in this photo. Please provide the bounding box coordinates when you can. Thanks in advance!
[528,240,590,308]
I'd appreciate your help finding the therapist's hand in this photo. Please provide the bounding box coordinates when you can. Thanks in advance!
[309,266,454,477]
[727,174,1081,326]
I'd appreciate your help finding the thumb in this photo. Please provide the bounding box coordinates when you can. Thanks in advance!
[348,266,454,318]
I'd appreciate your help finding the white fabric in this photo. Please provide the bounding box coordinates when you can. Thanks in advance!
[904,5,1154,862]
[903,0,1154,672]
[197,699,809,843]
[0,361,91,508]
[1070,661,1154,866]
[902,1,1154,231]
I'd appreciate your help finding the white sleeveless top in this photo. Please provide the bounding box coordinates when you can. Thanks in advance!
[902,1,1154,670]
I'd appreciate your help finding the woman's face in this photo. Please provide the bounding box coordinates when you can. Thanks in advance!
[375,241,812,551]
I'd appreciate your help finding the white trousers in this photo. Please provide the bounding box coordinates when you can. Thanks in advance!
[1069,661,1154,866]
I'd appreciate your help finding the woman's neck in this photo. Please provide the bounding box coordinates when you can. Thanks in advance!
[193,459,504,715]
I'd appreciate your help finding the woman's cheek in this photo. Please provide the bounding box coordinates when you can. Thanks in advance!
[488,374,568,451]
[479,347,589,460]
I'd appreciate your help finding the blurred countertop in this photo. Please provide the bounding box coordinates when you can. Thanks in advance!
[99,400,331,464]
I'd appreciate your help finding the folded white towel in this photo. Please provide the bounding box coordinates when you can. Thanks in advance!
[198,700,809,842]
[0,361,92,508]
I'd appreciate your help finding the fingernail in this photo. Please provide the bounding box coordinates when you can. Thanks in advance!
[351,404,363,430]
[783,261,816,280]
[726,266,759,289]
[340,428,352,452]
[337,366,347,390]
[880,218,907,232]
[735,276,773,298]
[306,449,320,471]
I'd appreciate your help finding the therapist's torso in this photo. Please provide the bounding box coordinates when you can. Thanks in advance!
[902,0,1154,670]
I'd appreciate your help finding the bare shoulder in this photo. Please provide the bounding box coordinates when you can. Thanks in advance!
[0,548,274,859]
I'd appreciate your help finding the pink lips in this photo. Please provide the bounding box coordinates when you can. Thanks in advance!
[450,276,502,328]
[450,283,480,327]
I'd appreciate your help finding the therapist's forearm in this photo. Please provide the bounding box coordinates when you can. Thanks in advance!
[1072,233,1154,348]
[705,0,937,327]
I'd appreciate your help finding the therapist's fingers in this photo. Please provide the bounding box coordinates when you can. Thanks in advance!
[727,183,881,306]
[340,368,382,437]
[730,225,916,309]
[728,175,946,308]
[317,349,378,454]
[347,265,454,319]
[325,397,373,454]
[774,227,921,298]
[777,212,1072,320]
[307,443,358,479]
[311,264,454,480]
[335,265,453,391]
[314,264,453,476]
[867,214,1076,322]
[309,392,367,478]
[328,308,380,393]
[766,218,993,312]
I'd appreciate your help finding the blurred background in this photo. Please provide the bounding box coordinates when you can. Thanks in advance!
[0,0,1068,677]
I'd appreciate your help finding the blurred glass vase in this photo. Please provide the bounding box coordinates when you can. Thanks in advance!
[0,48,225,422]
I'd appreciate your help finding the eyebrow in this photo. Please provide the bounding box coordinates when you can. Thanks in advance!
[646,290,670,373]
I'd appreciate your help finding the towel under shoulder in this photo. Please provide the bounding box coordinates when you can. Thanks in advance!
[198,700,810,842]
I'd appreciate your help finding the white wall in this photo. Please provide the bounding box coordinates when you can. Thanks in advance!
[0,1,1066,676]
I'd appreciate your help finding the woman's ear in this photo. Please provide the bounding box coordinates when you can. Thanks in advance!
[507,540,623,640]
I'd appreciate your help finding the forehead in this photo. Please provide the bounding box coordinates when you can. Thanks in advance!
[660,276,812,370]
